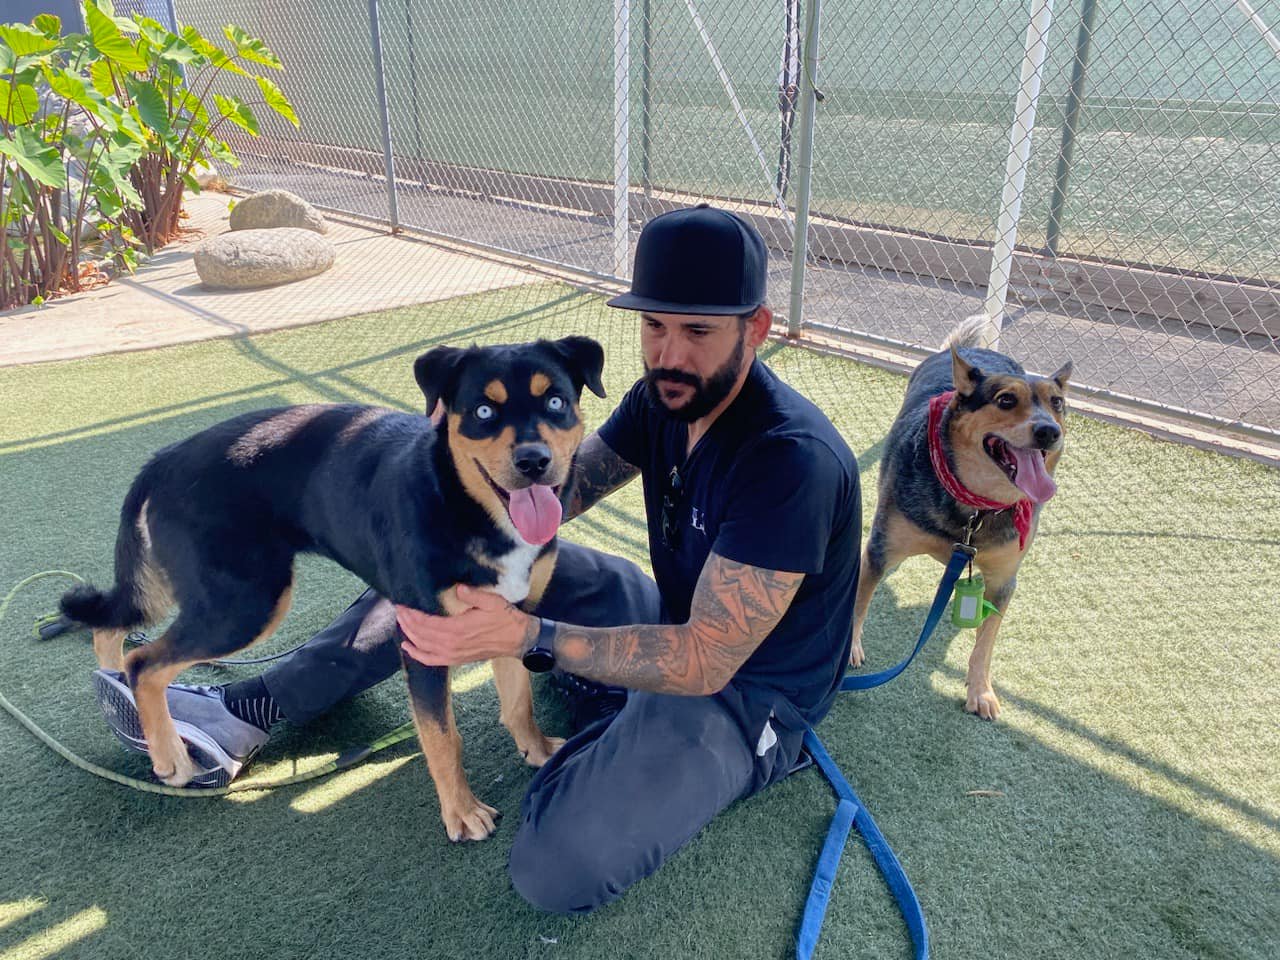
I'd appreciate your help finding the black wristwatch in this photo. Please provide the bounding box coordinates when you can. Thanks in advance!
[522,617,557,673]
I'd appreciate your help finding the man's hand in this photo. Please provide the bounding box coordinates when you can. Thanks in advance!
[396,585,536,666]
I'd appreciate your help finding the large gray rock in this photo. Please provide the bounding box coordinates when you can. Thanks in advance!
[194,228,336,289]
[228,189,328,234]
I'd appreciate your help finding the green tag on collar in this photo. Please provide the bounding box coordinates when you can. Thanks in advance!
[951,574,999,628]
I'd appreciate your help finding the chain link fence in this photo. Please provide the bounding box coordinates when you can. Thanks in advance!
[157,0,1280,449]
[3,7,1276,952]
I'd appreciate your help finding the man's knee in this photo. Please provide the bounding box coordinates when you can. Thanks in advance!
[508,819,617,915]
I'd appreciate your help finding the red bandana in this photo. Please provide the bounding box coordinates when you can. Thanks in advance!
[927,390,1033,551]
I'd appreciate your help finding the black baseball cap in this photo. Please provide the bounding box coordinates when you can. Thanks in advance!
[607,204,768,316]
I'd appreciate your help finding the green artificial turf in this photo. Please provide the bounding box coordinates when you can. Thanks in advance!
[1,282,1276,960]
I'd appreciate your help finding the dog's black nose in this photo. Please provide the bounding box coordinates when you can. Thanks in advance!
[1033,422,1061,448]
[514,443,553,479]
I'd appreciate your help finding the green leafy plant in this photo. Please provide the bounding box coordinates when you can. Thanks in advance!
[1,14,143,309]
[0,1,298,311]
[85,3,298,248]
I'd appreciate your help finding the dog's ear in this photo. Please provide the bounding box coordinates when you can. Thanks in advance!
[413,345,469,414]
[1050,360,1073,391]
[950,345,983,398]
[547,336,607,399]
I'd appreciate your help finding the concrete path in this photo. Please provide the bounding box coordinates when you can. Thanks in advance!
[229,157,1280,435]
[0,192,537,367]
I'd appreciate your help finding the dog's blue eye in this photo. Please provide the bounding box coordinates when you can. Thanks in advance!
[475,404,496,421]
[546,395,566,413]
[996,394,1018,410]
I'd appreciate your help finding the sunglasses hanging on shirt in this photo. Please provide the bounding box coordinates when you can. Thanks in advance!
[660,466,684,550]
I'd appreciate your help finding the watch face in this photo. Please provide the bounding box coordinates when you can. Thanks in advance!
[523,647,556,673]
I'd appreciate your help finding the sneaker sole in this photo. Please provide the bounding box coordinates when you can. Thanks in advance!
[92,671,252,789]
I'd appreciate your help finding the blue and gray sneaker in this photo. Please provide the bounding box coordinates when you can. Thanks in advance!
[92,669,269,789]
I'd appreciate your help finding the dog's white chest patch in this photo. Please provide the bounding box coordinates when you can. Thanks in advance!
[492,541,543,604]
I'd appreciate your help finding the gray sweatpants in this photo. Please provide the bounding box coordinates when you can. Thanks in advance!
[260,541,802,913]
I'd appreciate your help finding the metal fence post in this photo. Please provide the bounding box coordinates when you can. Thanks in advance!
[613,0,631,277]
[367,0,400,231]
[1233,0,1280,57]
[641,0,652,202]
[158,0,184,82]
[1045,0,1098,257]
[980,0,1055,344]
[786,0,822,338]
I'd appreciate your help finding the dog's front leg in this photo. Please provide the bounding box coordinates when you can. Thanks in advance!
[491,658,564,766]
[849,543,886,668]
[852,509,940,667]
[401,650,499,842]
[498,547,565,766]
[965,574,1016,721]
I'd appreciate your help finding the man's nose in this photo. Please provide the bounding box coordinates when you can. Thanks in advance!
[656,336,690,371]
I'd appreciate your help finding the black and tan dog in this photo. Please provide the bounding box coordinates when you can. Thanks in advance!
[849,320,1071,719]
[61,336,605,840]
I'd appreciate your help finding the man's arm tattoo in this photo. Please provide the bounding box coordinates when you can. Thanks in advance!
[553,554,804,695]
[565,433,640,520]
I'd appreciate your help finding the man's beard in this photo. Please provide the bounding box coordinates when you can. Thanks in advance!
[644,329,745,423]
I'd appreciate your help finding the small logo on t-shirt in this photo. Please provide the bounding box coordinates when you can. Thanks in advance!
[690,507,706,534]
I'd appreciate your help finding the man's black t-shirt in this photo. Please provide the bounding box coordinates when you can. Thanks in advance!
[597,358,861,731]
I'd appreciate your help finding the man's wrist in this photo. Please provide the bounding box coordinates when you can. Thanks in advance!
[521,617,557,673]
[517,613,540,655]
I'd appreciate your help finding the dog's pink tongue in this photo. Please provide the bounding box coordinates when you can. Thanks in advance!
[1009,446,1057,504]
[507,484,562,545]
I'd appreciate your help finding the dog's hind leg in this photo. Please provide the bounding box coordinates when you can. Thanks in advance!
[123,622,214,786]
[123,579,293,786]
[491,658,563,767]
[74,499,175,671]
[91,557,174,671]
[93,629,128,671]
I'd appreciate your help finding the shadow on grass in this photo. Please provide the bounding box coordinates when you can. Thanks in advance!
[1042,525,1280,549]
[0,288,592,456]
[805,578,1278,960]
[224,288,597,412]
[1,344,1276,960]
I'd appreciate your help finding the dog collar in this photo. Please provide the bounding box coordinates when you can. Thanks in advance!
[927,390,1033,550]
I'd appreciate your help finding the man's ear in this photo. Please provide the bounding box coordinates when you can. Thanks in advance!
[413,345,469,414]
[951,345,983,398]
[547,336,607,399]
[745,305,773,348]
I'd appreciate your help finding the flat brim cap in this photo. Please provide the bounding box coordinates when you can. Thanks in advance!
[607,204,768,315]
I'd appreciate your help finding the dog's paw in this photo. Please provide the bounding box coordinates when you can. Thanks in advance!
[441,797,501,842]
[965,688,1001,721]
[520,735,566,768]
[849,635,865,668]
[154,750,199,787]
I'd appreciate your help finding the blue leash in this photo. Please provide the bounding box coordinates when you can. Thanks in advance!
[797,544,974,960]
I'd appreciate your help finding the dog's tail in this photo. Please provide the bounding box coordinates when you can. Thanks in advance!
[942,315,1001,351]
[60,468,157,629]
